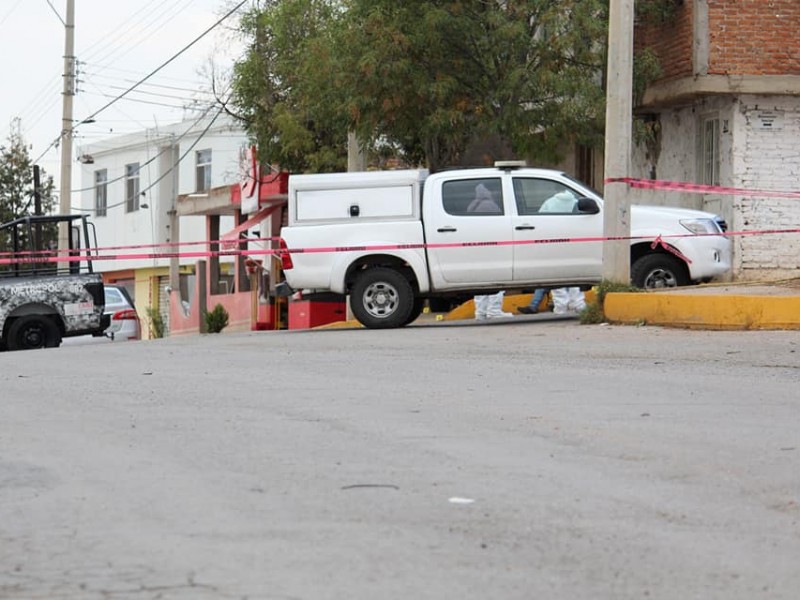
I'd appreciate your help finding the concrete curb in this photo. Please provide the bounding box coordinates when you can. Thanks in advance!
[311,288,800,331]
[605,292,800,330]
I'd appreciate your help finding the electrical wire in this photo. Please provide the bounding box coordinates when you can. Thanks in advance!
[71,104,226,213]
[69,102,219,195]
[33,0,247,166]
[80,0,247,125]
[0,0,25,27]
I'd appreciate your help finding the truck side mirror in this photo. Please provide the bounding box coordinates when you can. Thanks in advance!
[576,197,600,214]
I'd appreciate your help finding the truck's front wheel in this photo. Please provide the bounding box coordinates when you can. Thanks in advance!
[351,268,414,329]
[7,316,62,350]
[631,254,689,289]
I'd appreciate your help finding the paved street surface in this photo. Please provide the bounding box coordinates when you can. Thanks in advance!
[2,319,799,599]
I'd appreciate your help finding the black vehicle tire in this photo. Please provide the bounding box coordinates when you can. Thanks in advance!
[631,253,690,289]
[7,316,62,351]
[403,297,426,326]
[351,267,414,329]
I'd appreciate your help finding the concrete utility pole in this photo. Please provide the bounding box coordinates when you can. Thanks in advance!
[58,0,76,255]
[602,0,634,283]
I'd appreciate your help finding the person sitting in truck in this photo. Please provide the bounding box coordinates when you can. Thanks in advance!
[466,183,503,214]
[539,190,578,213]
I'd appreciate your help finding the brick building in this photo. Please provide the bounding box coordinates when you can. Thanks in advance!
[634,0,800,279]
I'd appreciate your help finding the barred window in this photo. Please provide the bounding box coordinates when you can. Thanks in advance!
[94,169,107,217]
[125,163,140,213]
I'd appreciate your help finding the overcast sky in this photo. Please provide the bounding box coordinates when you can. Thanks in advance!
[0,0,247,196]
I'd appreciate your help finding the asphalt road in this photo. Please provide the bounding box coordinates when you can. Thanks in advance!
[2,318,799,600]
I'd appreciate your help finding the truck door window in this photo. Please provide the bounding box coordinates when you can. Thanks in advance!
[513,178,580,215]
[442,178,504,216]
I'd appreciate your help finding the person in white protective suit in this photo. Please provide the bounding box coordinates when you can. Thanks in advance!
[468,183,513,320]
[539,190,587,314]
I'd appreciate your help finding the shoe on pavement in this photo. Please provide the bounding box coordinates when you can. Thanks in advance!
[474,313,487,321]
[517,306,539,315]
[486,311,514,319]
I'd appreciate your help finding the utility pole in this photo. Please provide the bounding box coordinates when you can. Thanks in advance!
[33,165,43,253]
[58,0,76,255]
[602,0,634,284]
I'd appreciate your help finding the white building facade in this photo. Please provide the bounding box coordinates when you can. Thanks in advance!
[77,114,248,336]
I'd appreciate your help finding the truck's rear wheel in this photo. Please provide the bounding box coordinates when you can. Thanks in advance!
[351,268,414,329]
[7,316,62,350]
[631,254,689,289]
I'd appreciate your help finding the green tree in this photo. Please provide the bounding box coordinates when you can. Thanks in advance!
[0,120,57,252]
[232,0,349,173]
[231,0,609,173]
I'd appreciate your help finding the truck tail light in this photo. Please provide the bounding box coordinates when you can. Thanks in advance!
[279,238,294,270]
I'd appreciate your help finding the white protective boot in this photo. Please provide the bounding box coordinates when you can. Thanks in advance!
[486,291,513,318]
[552,287,586,314]
[566,287,587,312]
[474,295,490,320]
[551,287,570,314]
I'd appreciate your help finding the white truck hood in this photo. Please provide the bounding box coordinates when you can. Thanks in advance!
[631,204,718,220]
[630,204,724,231]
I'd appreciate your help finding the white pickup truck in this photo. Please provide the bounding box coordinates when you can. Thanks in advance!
[278,163,731,328]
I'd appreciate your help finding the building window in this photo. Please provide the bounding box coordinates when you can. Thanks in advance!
[698,117,720,186]
[94,169,107,217]
[125,163,140,212]
[196,149,212,192]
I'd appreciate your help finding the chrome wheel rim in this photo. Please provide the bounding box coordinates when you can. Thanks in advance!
[644,268,678,289]
[362,281,400,319]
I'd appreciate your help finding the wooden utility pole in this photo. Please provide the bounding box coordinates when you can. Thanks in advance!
[602,0,634,283]
[58,0,76,256]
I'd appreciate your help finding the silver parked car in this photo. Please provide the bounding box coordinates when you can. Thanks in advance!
[102,285,141,341]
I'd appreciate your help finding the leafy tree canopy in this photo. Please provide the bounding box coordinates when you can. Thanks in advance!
[0,120,56,252]
[232,0,608,173]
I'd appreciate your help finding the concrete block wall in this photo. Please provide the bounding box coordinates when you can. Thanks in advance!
[732,96,800,278]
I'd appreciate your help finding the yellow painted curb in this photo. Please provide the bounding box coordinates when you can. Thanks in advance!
[605,292,800,330]
[312,319,362,330]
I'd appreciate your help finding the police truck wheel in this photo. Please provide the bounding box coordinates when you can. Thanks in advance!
[351,268,414,329]
[631,254,689,289]
[7,316,62,351]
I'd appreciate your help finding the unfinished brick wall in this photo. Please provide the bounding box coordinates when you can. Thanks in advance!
[636,0,800,81]
[634,2,694,82]
[708,0,800,75]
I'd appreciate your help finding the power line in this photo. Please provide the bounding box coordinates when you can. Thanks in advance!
[72,105,227,212]
[0,0,25,27]
[70,102,222,194]
[33,0,247,165]
[43,0,65,26]
[80,0,247,125]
